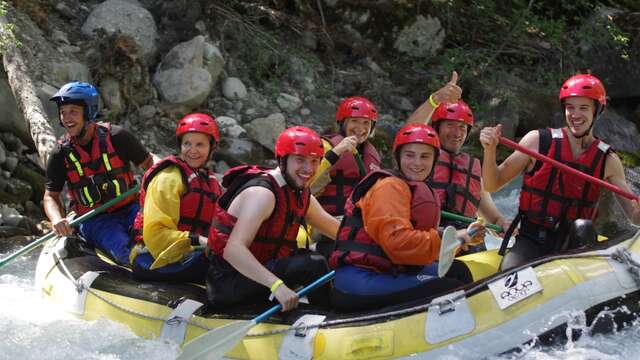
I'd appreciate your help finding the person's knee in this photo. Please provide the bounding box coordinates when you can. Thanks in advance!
[280,251,330,279]
[446,260,473,284]
[568,219,597,249]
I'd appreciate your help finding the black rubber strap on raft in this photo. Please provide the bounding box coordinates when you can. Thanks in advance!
[498,212,522,256]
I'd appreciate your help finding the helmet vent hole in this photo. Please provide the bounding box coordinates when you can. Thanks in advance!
[582,86,592,90]
[446,109,455,113]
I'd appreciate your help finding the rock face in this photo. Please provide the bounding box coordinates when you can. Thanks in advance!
[82,0,158,61]
[0,75,30,144]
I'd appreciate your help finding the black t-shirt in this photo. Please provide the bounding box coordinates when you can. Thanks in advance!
[45,124,150,192]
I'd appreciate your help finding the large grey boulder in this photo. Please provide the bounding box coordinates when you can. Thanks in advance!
[222,77,248,100]
[217,138,266,166]
[245,113,286,151]
[159,35,206,70]
[154,36,220,109]
[154,67,212,109]
[594,108,640,153]
[394,15,445,59]
[276,93,302,113]
[216,116,247,138]
[82,0,158,60]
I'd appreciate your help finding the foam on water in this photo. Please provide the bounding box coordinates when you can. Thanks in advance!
[0,248,180,360]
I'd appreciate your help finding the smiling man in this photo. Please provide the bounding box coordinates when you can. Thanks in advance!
[480,73,640,270]
[426,100,510,247]
[44,81,154,265]
[206,126,340,311]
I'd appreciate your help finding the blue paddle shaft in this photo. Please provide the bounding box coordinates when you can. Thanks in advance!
[254,270,335,324]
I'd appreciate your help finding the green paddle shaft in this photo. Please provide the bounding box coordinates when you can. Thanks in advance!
[440,210,504,233]
[0,184,140,269]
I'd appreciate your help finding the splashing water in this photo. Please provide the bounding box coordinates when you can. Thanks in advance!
[0,248,180,360]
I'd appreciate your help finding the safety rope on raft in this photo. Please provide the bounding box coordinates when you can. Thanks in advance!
[49,230,640,339]
[52,252,216,332]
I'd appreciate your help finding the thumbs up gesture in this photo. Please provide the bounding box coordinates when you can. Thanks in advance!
[430,71,462,106]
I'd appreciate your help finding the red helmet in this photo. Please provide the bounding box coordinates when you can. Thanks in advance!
[275,126,324,158]
[336,96,378,122]
[176,113,220,143]
[392,123,440,157]
[431,100,474,126]
[559,74,607,107]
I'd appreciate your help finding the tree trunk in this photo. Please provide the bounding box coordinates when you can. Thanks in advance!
[1,6,56,168]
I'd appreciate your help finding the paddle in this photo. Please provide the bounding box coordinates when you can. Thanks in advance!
[438,226,483,277]
[499,136,639,201]
[177,270,336,360]
[0,184,140,269]
[437,226,460,277]
[441,210,504,233]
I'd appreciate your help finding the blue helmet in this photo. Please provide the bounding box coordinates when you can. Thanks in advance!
[50,81,100,121]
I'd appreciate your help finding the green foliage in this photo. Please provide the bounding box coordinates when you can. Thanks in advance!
[0,1,19,53]
[406,0,636,108]
[618,151,640,168]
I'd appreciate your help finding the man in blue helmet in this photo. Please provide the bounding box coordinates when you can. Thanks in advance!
[43,81,155,265]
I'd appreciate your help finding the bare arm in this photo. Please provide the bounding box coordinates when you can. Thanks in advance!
[406,71,462,125]
[480,125,537,192]
[305,196,340,240]
[43,190,73,236]
[223,186,299,310]
[604,153,640,225]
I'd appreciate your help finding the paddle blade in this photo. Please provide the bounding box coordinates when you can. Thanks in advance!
[178,320,255,360]
[438,226,459,277]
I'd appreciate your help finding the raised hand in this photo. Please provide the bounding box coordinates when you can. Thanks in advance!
[431,71,462,105]
[479,124,503,151]
[332,135,358,156]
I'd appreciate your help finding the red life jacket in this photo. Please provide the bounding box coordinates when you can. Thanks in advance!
[131,156,221,244]
[209,165,310,264]
[519,128,611,229]
[428,150,482,219]
[60,122,136,215]
[316,134,381,216]
[328,170,441,273]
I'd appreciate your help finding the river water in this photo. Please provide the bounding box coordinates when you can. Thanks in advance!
[0,181,638,359]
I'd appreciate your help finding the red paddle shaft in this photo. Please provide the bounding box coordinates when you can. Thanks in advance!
[499,136,639,201]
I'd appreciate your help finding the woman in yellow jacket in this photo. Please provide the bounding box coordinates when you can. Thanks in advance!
[129,113,222,283]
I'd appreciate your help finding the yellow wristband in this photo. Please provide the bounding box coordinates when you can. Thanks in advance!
[428,94,439,108]
[270,279,284,293]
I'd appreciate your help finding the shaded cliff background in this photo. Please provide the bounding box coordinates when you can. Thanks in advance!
[0,0,639,241]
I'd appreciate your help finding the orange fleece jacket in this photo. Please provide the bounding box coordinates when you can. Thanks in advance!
[357,176,441,265]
